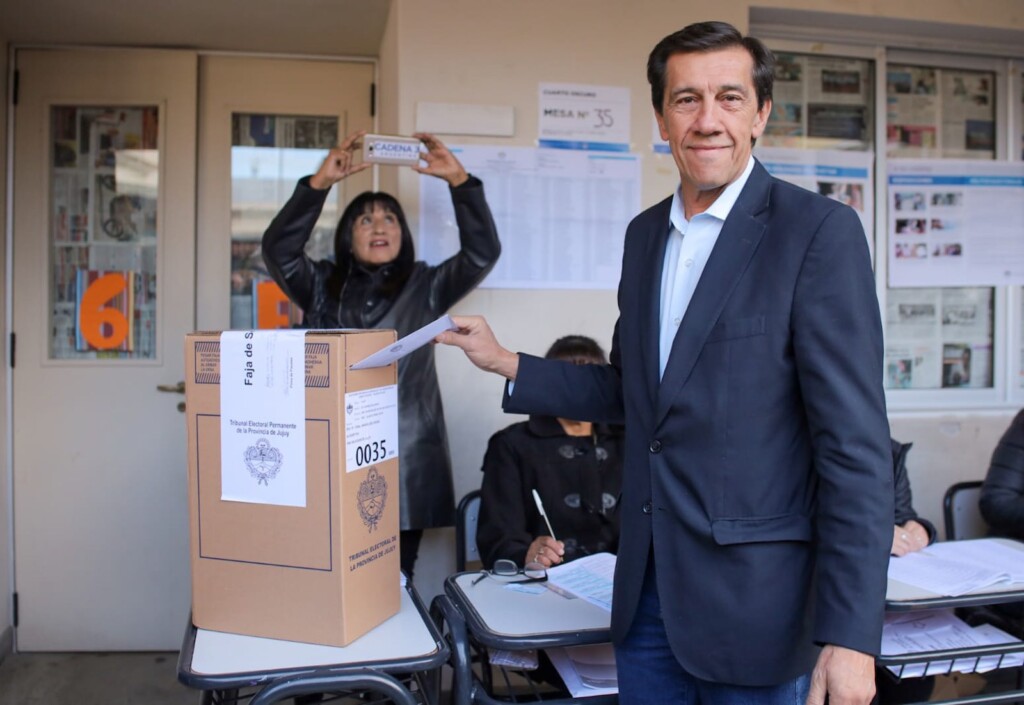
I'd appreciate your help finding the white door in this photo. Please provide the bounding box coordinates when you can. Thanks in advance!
[195,56,374,331]
[12,48,197,650]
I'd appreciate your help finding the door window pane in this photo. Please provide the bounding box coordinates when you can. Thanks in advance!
[49,106,158,360]
[886,65,995,159]
[884,287,994,389]
[229,114,340,330]
[762,53,874,151]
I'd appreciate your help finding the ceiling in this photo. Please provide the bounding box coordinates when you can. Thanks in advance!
[0,0,392,57]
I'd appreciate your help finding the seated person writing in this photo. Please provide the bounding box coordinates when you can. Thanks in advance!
[477,335,623,570]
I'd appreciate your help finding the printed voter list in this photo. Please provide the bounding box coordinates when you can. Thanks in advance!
[219,330,308,507]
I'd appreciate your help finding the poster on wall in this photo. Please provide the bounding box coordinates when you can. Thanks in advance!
[763,54,873,150]
[887,160,1024,288]
[419,145,640,289]
[538,83,631,151]
[884,287,993,390]
[886,66,995,160]
[755,147,875,257]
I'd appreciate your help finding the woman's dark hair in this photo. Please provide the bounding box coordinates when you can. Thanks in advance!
[545,335,607,366]
[647,21,774,114]
[327,191,416,299]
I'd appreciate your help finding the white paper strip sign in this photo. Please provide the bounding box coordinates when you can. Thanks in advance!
[345,385,400,472]
[220,330,307,506]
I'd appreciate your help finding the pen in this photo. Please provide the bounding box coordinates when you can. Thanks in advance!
[531,489,557,541]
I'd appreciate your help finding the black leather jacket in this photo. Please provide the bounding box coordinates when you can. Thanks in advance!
[980,410,1024,540]
[262,176,500,529]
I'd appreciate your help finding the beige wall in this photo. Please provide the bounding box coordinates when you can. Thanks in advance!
[385,0,1024,600]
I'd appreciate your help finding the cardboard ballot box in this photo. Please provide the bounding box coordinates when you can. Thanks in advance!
[185,329,400,646]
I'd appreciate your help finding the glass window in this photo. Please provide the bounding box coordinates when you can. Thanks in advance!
[762,53,874,151]
[49,106,159,360]
[229,113,340,330]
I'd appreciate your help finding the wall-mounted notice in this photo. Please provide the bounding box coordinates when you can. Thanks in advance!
[884,287,993,390]
[755,147,875,257]
[538,83,631,152]
[419,145,640,290]
[220,330,307,506]
[887,160,1024,288]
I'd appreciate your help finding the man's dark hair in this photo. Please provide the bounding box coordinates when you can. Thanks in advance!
[545,335,607,366]
[647,21,774,114]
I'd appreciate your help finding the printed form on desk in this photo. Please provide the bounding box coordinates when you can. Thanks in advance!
[887,538,1024,596]
[882,610,1023,678]
[545,552,616,611]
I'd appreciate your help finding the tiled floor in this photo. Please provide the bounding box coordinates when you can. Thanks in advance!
[0,652,195,705]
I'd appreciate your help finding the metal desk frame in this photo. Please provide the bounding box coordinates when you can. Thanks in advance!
[879,538,1024,705]
[178,583,449,705]
[434,572,618,705]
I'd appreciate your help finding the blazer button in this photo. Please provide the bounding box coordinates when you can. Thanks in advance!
[649,439,662,453]
[642,501,653,514]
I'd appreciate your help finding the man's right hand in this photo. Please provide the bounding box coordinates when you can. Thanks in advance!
[309,130,371,190]
[435,315,519,380]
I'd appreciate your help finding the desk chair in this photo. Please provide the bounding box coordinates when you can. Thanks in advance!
[943,480,987,540]
[456,490,482,572]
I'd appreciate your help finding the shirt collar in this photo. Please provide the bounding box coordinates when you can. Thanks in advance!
[669,155,756,233]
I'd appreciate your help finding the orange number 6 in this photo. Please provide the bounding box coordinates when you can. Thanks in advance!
[79,273,129,350]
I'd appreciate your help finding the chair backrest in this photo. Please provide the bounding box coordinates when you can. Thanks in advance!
[943,480,987,540]
[455,489,482,572]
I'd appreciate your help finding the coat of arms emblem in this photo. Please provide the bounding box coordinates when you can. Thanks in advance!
[357,466,388,532]
[243,438,283,486]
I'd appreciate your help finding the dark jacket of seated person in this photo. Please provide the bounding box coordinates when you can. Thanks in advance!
[892,439,936,554]
[980,409,1024,540]
[476,334,624,570]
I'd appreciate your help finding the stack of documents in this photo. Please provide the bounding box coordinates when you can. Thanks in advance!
[545,552,616,611]
[882,610,1023,678]
[887,539,1024,596]
[547,643,617,696]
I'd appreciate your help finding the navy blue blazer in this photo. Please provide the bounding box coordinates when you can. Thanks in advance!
[505,160,893,686]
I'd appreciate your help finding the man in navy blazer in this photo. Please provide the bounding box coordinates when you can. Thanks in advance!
[439,21,892,705]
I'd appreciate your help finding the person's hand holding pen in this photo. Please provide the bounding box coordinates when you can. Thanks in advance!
[527,536,564,568]
[527,488,564,567]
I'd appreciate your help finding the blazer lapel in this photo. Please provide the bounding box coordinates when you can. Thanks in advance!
[639,199,672,403]
[655,162,773,426]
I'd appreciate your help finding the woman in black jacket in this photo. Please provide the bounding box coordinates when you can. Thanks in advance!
[980,409,1024,539]
[262,131,500,580]
[477,336,623,570]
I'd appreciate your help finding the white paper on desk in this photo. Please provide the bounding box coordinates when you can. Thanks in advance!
[973,624,1024,673]
[881,609,1024,678]
[349,315,457,369]
[546,643,617,697]
[887,550,1010,596]
[882,610,979,677]
[546,552,615,611]
[922,539,1024,583]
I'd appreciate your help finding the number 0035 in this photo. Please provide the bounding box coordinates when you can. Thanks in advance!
[354,440,387,467]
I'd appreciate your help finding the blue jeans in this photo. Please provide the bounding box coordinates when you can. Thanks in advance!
[614,560,811,705]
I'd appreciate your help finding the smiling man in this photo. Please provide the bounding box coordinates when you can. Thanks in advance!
[438,21,892,705]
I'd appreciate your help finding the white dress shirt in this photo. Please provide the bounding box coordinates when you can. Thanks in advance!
[658,157,756,378]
